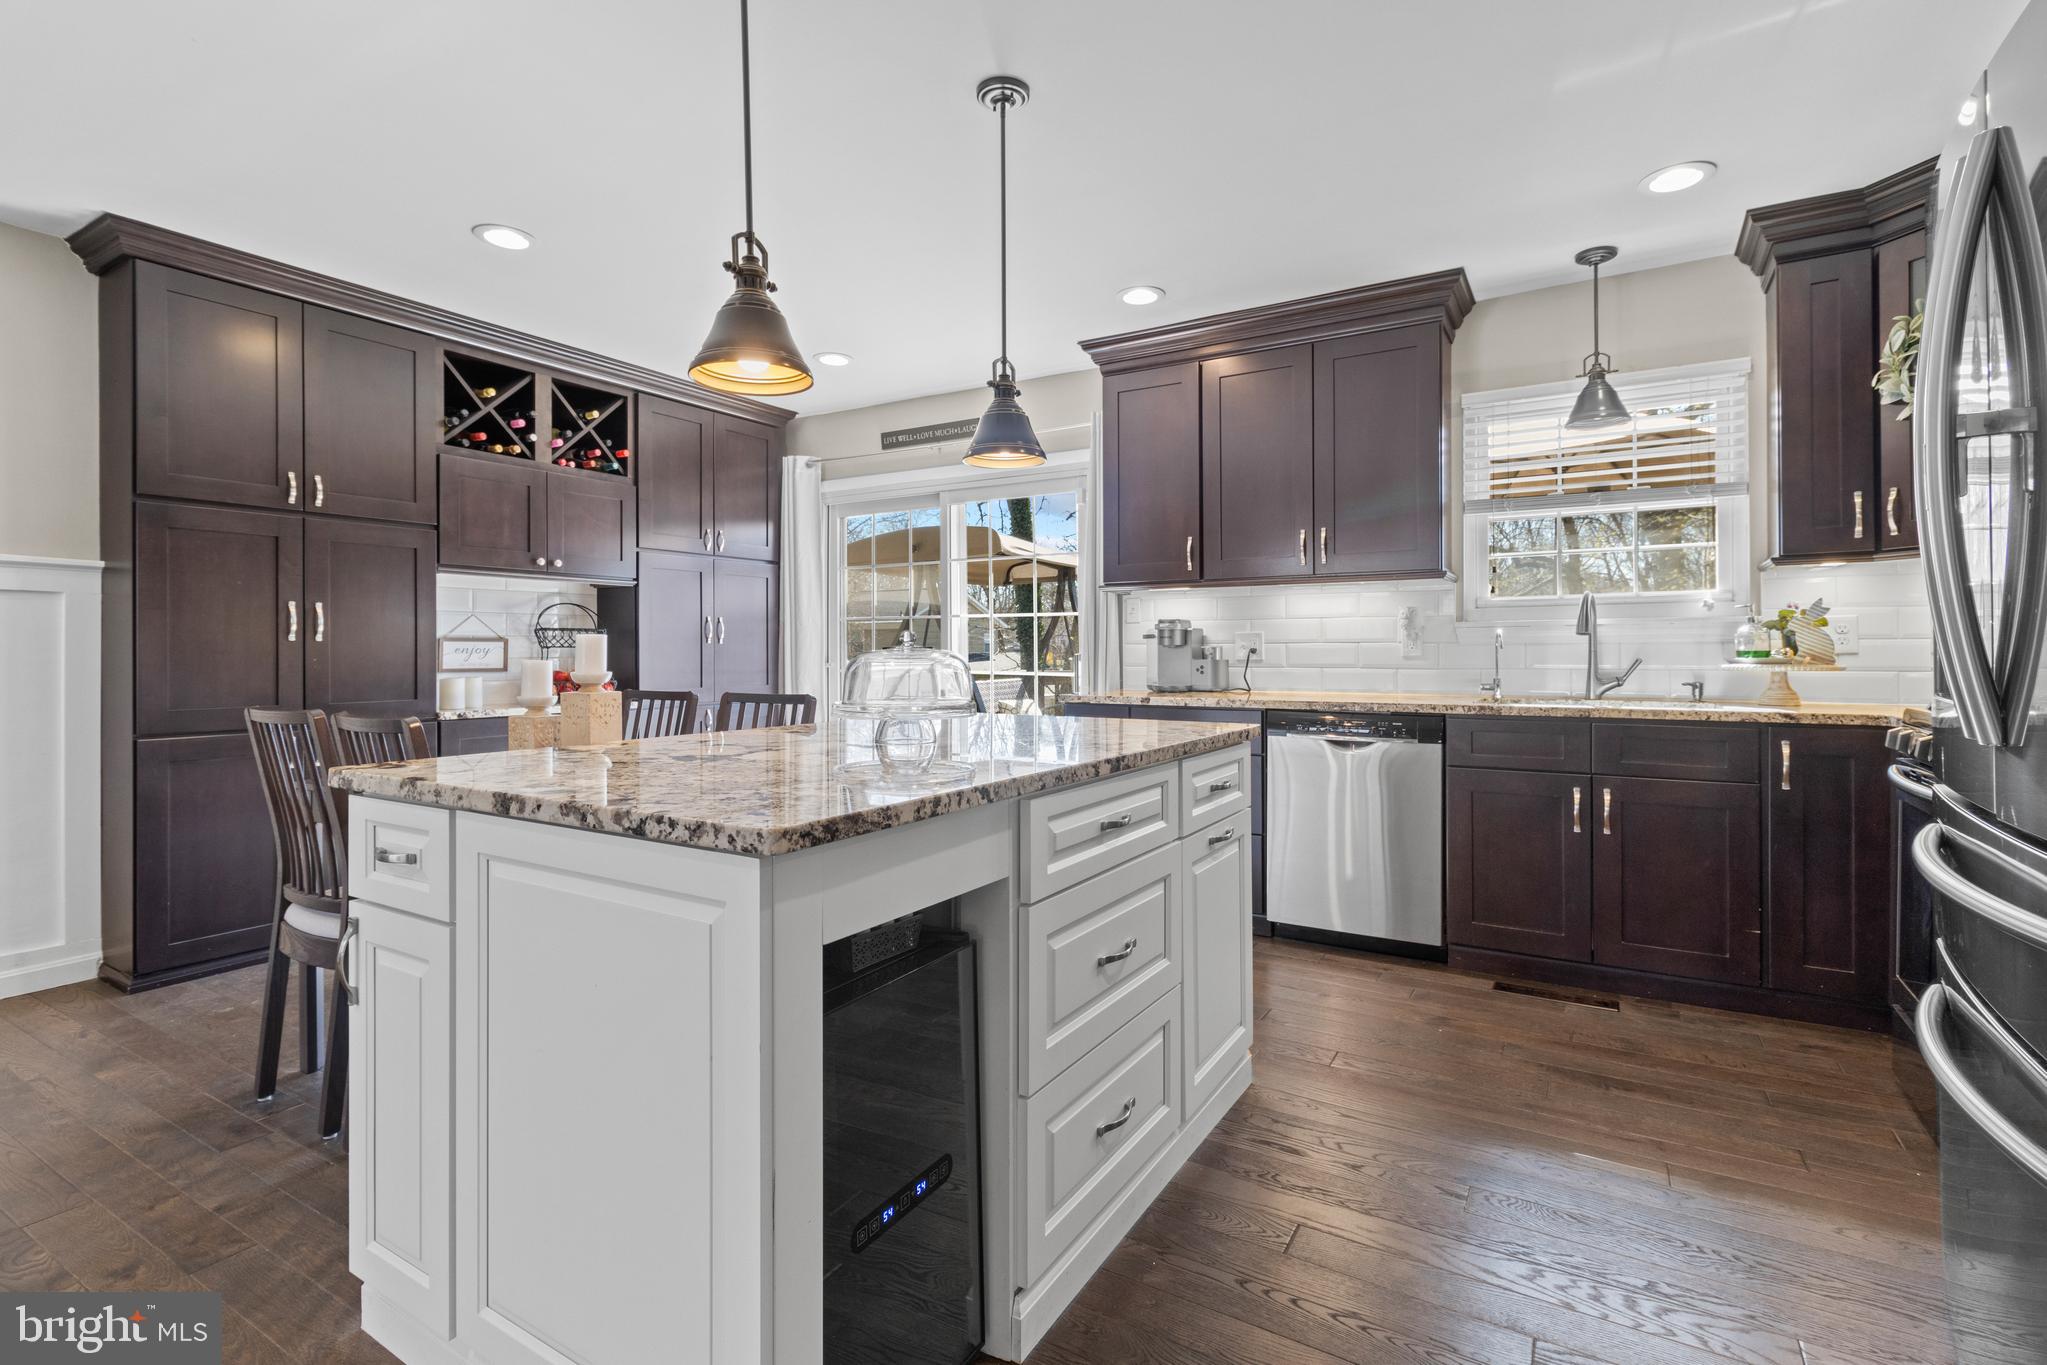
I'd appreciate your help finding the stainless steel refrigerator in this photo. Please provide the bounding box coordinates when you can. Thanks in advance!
[1916,2,2047,1358]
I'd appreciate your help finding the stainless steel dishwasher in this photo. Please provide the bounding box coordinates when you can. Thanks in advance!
[1266,712,1445,955]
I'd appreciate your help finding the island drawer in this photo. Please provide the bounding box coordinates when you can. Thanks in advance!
[348,797,453,922]
[1180,745,1252,836]
[1022,762,1180,902]
[1021,987,1181,1285]
[1023,842,1182,1095]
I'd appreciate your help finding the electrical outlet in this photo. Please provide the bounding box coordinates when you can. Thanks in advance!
[1402,636,1424,659]
[1235,630,1264,658]
[1830,613,1859,654]
[1122,598,1141,625]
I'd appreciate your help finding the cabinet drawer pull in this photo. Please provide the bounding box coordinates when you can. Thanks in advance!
[287,471,298,505]
[1854,489,1865,539]
[286,600,298,642]
[313,601,325,643]
[1185,535,1194,573]
[534,556,547,567]
[1207,825,1236,846]
[1097,938,1139,967]
[374,849,420,866]
[1887,485,1901,535]
[313,473,325,508]
[1319,526,1328,564]
[1572,785,1582,834]
[1098,812,1135,831]
[1095,1096,1137,1137]
[1602,787,1612,835]
[1781,739,1792,790]
[553,557,564,568]
[1205,776,1236,793]
[1298,528,1307,564]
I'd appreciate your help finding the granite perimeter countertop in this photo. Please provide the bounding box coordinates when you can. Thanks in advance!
[1067,689,1914,728]
[331,714,1256,856]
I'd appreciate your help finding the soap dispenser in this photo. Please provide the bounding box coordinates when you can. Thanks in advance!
[1733,607,1774,661]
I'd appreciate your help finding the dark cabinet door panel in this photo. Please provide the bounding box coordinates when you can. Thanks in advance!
[1201,345,1315,580]
[134,502,303,736]
[1446,716,1592,773]
[1102,363,1201,584]
[1314,324,1446,577]
[302,306,437,523]
[711,558,779,700]
[1592,776,1760,984]
[711,414,781,561]
[548,470,636,581]
[133,263,303,509]
[630,550,712,701]
[1592,721,1760,784]
[1875,229,1926,553]
[1775,251,1876,558]
[636,395,713,554]
[133,735,277,975]
[1768,727,1892,1001]
[303,519,436,715]
[437,716,509,754]
[438,453,548,574]
[1445,767,1592,961]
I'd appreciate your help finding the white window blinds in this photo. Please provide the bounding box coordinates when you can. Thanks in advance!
[1462,359,1751,513]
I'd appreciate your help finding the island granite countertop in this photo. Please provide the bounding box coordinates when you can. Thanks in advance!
[1068,688,1914,728]
[330,714,1255,856]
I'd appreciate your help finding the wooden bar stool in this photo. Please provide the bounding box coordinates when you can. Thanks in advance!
[713,692,817,731]
[622,690,700,738]
[333,712,433,764]
[244,707,351,1138]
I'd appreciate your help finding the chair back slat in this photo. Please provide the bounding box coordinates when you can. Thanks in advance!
[623,690,700,739]
[334,712,432,764]
[713,692,818,732]
[245,708,348,906]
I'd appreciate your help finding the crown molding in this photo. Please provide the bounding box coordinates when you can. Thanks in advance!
[1734,157,1939,284]
[1077,268,1475,373]
[66,214,795,426]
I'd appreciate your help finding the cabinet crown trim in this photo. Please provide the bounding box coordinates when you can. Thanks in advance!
[1734,158,1938,281]
[1078,268,1474,373]
[69,214,793,428]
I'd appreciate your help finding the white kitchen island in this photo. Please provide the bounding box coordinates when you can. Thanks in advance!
[328,714,1257,1365]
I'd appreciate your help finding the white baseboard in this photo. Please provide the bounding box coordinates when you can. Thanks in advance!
[0,947,103,1001]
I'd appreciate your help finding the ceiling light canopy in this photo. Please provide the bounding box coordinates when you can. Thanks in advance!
[1567,245,1631,430]
[471,223,533,250]
[813,351,852,367]
[964,76,1046,470]
[689,0,812,397]
[1120,284,1166,306]
[1638,161,1716,194]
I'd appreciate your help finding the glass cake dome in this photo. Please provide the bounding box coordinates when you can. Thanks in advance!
[839,630,977,718]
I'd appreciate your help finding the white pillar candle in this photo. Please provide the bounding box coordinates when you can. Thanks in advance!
[438,677,465,711]
[520,658,552,700]
[574,633,607,676]
[465,677,484,709]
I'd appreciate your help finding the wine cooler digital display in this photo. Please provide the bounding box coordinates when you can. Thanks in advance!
[851,1153,953,1254]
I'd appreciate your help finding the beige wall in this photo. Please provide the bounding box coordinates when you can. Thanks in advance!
[0,224,97,562]
[788,369,1100,479]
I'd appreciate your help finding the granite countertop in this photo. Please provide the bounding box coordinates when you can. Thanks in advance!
[331,715,1256,856]
[436,706,560,721]
[1067,689,1913,728]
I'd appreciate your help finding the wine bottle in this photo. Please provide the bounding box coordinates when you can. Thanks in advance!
[477,386,498,399]
[581,408,600,421]
[615,447,630,461]
[508,418,527,429]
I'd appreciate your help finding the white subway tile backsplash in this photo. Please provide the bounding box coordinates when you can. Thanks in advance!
[1285,641,1362,668]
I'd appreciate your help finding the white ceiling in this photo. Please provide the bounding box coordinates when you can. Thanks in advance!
[0,0,2021,415]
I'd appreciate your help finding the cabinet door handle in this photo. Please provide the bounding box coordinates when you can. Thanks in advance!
[703,616,713,645]
[1854,490,1865,539]
[553,558,564,568]
[337,919,359,1006]
[716,529,727,553]
[702,526,712,550]
[373,849,420,866]
[286,600,298,642]
[534,556,547,567]
[1207,825,1237,846]
[1095,1096,1137,1137]
[1319,526,1329,564]
[1781,739,1792,790]
[1602,787,1612,835]
[1097,938,1138,967]
[286,471,298,505]
[1572,785,1582,834]
[1185,535,1194,573]
[313,602,325,643]
[313,473,325,508]
[1099,812,1135,831]
[1298,528,1307,565]
[716,616,726,644]
[1887,486,1901,535]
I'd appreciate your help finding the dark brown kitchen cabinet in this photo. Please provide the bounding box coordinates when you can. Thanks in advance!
[711,558,780,699]
[1774,250,1877,560]
[603,550,713,701]
[1592,776,1761,985]
[131,735,277,976]
[303,519,436,716]
[1445,766,1592,961]
[134,502,303,736]
[302,306,437,523]
[1202,346,1315,580]
[133,262,303,510]
[439,452,548,573]
[1768,726,1892,1002]
[438,716,510,755]
[1102,363,1202,584]
[1875,228,1927,553]
[712,414,782,562]
[1313,324,1447,577]
[549,469,637,580]
[636,395,713,554]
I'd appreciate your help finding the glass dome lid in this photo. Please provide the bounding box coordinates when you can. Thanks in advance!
[840,630,978,717]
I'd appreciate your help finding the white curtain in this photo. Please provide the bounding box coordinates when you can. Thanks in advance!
[780,456,829,707]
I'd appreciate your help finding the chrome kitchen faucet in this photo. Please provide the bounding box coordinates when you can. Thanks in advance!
[1575,592,1643,699]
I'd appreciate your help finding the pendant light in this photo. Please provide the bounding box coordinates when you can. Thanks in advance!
[1566,245,1630,429]
[963,77,1046,468]
[688,0,812,397]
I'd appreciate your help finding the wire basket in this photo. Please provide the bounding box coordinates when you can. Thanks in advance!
[533,601,603,652]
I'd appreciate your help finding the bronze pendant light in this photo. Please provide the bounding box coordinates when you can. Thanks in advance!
[963,76,1046,468]
[1566,245,1629,429]
[689,0,812,397]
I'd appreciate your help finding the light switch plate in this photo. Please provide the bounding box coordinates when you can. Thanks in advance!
[1830,614,1859,654]
[1122,598,1141,625]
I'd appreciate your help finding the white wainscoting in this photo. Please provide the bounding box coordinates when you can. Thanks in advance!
[0,555,102,999]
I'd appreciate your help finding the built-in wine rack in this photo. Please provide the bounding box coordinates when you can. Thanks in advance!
[438,351,631,478]
[549,377,631,476]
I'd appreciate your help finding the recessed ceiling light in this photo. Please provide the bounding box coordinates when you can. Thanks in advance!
[814,352,853,367]
[471,223,533,250]
[1638,161,1717,195]
[1959,96,1980,126]
[1119,284,1166,306]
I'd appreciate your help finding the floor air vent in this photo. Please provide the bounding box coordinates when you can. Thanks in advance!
[1490,980,1622,1011]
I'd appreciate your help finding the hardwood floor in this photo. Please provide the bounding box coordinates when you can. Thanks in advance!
[0,938,1949,1364]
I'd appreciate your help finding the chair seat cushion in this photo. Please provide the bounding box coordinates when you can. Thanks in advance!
[284,905,343,940]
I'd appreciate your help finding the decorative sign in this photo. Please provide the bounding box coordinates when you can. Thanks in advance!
[438,613,509,673]
[880,418,979,451]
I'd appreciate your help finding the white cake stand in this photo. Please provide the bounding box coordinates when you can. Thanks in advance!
[1721,657,1844,707]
